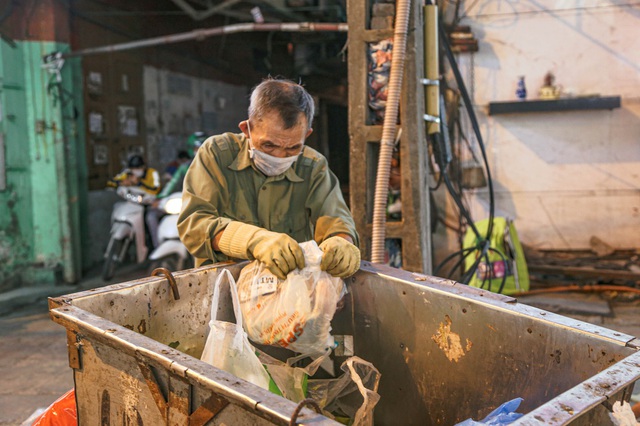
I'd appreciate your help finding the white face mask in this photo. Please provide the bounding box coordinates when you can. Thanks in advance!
[131,168,145,178]
[247,122,300,177]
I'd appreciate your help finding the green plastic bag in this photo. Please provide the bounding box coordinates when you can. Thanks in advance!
[256,349,313,403]
[462,217,529,295]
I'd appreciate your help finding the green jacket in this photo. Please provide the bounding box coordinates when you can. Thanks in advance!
[178,132,359,266]
[158,162,190,198]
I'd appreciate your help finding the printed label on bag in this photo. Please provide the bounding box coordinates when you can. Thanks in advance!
[252,272,278,297]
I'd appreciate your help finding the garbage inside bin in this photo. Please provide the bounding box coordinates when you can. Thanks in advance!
[48,262,640,425]
[455,397,523,425]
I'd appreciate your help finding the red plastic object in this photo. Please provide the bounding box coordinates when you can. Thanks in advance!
[31,389,77,426]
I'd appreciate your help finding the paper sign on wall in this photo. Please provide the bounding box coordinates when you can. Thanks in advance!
[118,106,138,136]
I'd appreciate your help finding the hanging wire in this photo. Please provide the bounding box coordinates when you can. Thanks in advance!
[429,10,515,292]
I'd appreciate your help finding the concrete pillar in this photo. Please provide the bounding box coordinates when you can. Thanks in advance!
[0,0,83,287]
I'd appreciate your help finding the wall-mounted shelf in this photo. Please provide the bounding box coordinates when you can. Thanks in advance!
[488,96,621,116]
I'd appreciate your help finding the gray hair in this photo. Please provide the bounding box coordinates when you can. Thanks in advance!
[248,78,315,130]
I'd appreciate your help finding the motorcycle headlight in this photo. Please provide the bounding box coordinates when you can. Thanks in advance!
[164,197,183,215]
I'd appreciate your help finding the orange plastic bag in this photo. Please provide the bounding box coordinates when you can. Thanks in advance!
[31,389,77,426]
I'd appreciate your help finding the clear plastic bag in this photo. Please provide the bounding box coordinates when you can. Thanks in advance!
[308,357,381,426]
[201,269,271,390]
[237,241,346,355]
[257,349,309,403]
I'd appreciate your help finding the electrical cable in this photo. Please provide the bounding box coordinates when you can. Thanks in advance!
[439,19,495,242]
[430,15,513,291]
[445,246,478,279]
[433,245,475,276]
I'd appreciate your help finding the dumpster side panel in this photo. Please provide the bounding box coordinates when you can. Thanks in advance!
[348,269,636,425]
[68,265,243,358]
[51,263,639,426]
[75,335,170,424]
[73,327,282,425]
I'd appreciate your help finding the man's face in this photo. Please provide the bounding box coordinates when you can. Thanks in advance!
[240,111,312,159]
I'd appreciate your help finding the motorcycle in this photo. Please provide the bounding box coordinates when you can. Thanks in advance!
[147,192,193,272]
[103,186,155,281]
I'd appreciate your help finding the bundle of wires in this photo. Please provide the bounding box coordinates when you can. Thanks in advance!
[431,17,510,293]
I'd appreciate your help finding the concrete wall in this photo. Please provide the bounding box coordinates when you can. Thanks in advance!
[454,1,639,250]
[84,69,249,268]
[143,66,249,172]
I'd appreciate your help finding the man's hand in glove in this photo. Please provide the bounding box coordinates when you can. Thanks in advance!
[217,222,305,280]
[319,235,361,278]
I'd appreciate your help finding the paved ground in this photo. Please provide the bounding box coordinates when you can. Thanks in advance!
[1,265,639,425]
[0,263,149,426]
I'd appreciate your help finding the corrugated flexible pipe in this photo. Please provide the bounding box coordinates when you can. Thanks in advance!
[370,0,412,264]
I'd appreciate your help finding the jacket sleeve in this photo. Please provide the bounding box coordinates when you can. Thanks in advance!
[107,170,129,188]
[139,168,161,195]
[305,156,359,246]
[177,140,233,266]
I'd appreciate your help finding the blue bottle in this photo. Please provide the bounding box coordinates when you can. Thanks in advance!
[516,76,527,100]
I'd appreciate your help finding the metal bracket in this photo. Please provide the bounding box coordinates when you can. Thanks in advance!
[626,338,640,349]
[41,51,65,83]
[137,360,229,425]
[138,361,168,418]
[420,78,440,86]
[423,114,441,123]
[189,393,230,426]
[66,330,82,369]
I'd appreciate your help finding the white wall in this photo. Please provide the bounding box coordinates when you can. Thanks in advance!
[143,67,249,171]
[454,0,640,250]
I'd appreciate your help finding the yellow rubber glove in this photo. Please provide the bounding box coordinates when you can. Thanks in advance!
[218,222,305,280]
[319,236,361,278]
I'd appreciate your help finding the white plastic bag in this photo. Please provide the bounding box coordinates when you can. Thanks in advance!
[237,241,346,355]
[608,401,640,426]
[201,269,271,390]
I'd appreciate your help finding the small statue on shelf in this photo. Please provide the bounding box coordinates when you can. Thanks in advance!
[539,72,562,100]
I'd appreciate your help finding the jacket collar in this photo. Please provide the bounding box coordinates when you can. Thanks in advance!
[229,134,304,182]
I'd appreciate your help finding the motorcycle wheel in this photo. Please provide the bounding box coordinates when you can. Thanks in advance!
[103,239,124,281]
[148,254,180,274]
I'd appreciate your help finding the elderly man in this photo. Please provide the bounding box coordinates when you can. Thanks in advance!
[178,78,360,280]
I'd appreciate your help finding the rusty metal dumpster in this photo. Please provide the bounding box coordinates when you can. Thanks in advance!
[49,262,640,425]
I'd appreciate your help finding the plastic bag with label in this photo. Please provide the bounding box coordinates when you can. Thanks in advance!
[201,269,271,390]
[237,240,346,355]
